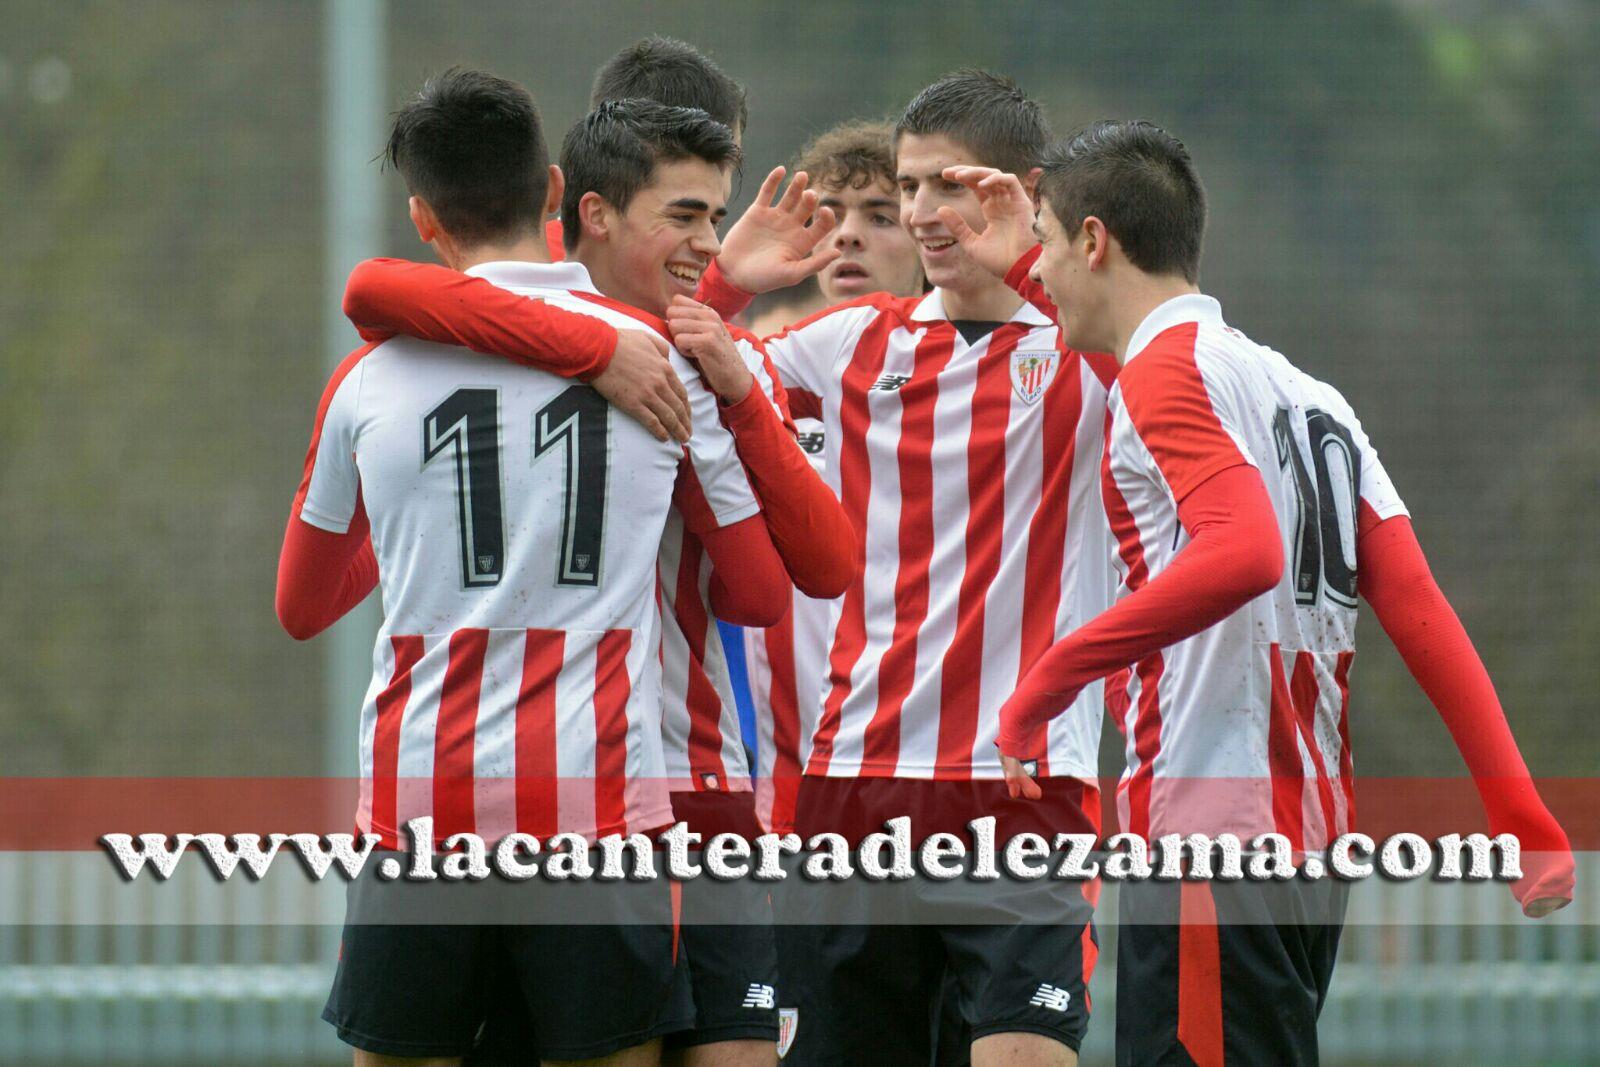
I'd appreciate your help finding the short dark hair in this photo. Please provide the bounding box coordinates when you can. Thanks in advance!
[795,120,896,192]
[1038,120,1206,283]
[559,99,742,252]
[894,69,1048,178]
[385,67,548,246]
[590,37,748,137]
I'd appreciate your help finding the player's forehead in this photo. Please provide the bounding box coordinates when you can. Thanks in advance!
[817,174,897,209]
[894,131,984,182]
[632,157,731,214]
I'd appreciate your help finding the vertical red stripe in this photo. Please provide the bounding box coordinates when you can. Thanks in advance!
[1016,347,1087,778]
[372,635,424,848]
[1267,647,1305,850]
[514,629,565,840]
[808,314,896,774]
[673,533,730,785]
[860,327,957,771]
[1101,419,1164,837]
[936,325,1026,777]
[1289,651,1340,847]
[1333,651,1356,829]
[433,628,488,840]
[1126,653,1166,840]
[763,610,803,832]
[593,630,633,836]
[1177,881,1225,1067]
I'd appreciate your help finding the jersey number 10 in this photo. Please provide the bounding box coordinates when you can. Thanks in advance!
[1274,406,1361,609]
[423,386,610,591]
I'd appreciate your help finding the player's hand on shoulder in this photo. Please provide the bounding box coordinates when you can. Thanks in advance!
[938,166,1039,280]
[666,296,755,405]
[716,166,842,295]
[591,327,692,443]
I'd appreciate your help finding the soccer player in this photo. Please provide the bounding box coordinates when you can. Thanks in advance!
[727,71,1120,1067]
[963,120,1576,1065]
[341,97,859,1067]
[276,71,794,1065]
[742,118,924,836]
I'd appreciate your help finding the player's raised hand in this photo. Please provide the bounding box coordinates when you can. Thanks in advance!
[716,166,841,295]
[591,328,692,443]
[936,165,1039,280]
[999,753,1043,801]
[666,296,755,404]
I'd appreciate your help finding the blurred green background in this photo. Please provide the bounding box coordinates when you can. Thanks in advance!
[1,1,1597,1063]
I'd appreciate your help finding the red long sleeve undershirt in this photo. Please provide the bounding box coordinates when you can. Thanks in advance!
[344,259,620,381]
[997,465,1572,912]
[274,499,379,641]
[997,463,1283,756]
[716,383,859,599]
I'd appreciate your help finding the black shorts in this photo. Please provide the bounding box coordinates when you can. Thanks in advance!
[776,776,1101,1065]
[465,790,779,1063]
[1114,876,1348,1067]
[325,853,693,1061]
[664,789,780,1049]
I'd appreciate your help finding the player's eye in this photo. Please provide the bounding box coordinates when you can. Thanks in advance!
[872,214,896,227]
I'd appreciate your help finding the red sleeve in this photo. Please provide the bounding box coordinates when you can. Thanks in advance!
[694,513,791,628]
[1357,508,1573,914]
[997,464,1283,756]
[718,382,859,598]
[342,258,618,381]
[1003,245,1056,319]
[275,495,378,640]
[695,258,754,320]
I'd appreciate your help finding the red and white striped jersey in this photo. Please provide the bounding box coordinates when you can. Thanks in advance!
[1102,293,1408,850]
[296,260,761,845]
[766,289,1118,780]
[745,416,834,830]
[655,333,791,792]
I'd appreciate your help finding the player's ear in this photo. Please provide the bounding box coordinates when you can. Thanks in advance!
[1082,216,1110,272]
[409,195,440,245]
[542,165,565,219]
[577,191,611,244]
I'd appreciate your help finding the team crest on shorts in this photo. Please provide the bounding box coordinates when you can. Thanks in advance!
[1010,349,1058,405]
[777,1007,799,1058]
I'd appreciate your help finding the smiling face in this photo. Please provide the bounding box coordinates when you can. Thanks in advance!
[1031,198,1111,354]
[816,175,923,302]
[895,132,996,296]
[587,156,730,316]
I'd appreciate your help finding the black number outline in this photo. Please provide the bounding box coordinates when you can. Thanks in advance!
[533,386,611,588]
[423,387,506,589]
[1274,405,1362,608]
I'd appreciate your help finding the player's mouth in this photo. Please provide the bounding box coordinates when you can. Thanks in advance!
[664,261,703,292]
[828,261,873,292]
[919,237,958,261]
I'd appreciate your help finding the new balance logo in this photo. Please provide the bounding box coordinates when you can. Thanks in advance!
[1029,984,1072,1012]
[871,373,911,392]
[796,431,825,455]
[743,983,776,1009]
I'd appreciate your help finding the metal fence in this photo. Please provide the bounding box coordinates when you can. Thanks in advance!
[3,852,1597,1065]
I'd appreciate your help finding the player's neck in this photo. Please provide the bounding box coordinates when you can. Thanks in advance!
[449,233,554,273]
[1111,275,1202,364]
[939,273,1025,323]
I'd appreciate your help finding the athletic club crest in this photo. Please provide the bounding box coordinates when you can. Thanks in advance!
[1010,349,1058,405]
[777,1007,799,1058]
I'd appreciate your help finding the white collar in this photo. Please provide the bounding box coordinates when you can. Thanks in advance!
[1124,293,1224,364]
[464,259,597,293]
[910,287,1054,329]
